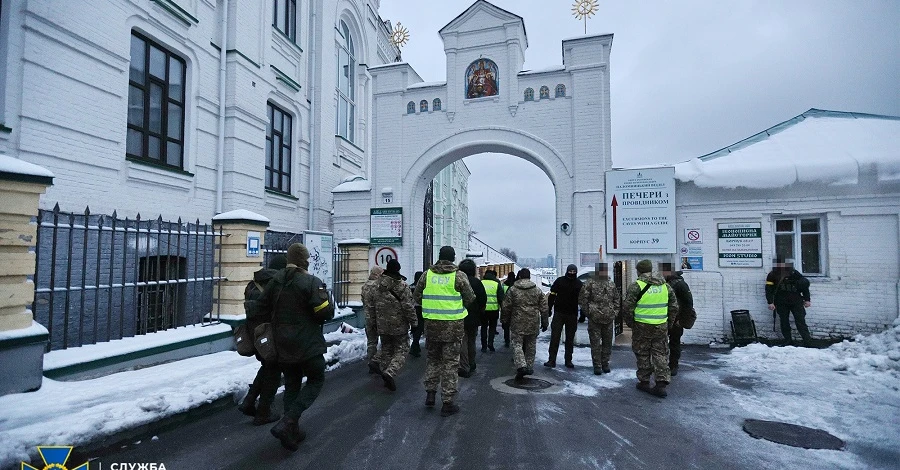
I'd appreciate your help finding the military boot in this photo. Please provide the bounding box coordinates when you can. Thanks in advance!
[253,406,280,426]
[425,391,436,407]
[670,364,679,377]
[565,361,575,369]
[270,416,306,452]
[368,361,382,375]
[651,381,668,398]
[543,360,556,368]
[602,363,611,374]
[382,372,397,392]
[238,384,258,417]
[409,342,421,357]
[593,367,603,375]
[457,367,471,378]
[440,402,460,417]
[636,381,654,394]
[515,367,527,381]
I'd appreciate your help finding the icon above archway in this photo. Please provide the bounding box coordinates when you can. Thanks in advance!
[465,59,499,99]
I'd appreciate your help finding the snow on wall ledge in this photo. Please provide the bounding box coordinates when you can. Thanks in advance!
[674,112,900,189]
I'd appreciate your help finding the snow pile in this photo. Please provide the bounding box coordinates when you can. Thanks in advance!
[333,306,357,320]
[830,317,900,380]
[323,323,367,371]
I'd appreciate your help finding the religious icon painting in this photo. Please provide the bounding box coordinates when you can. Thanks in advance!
[465,58,499,99]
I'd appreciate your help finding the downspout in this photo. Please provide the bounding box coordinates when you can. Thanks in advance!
[306,0,318,230]
[215,0,229,214]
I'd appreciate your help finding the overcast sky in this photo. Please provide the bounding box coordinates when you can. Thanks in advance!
[378,0,900,258]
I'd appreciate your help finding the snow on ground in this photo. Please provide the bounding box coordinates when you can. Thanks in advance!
[0,323,367,469]
[533,329,633,396]
[715,317,900,452]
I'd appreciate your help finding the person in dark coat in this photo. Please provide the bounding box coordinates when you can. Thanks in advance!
[545,264,583,369]
[662,264,693,376]
[409,271,425,357]
[458,259,486,377]
[238,254,287,425]
[766,258,812,346]
[256,243,334,451]
[502,271,516,347]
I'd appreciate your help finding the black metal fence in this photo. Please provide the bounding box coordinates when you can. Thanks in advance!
[262,230,304,268]
[34,204,224,351]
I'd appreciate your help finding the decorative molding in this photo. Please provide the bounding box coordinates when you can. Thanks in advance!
[508,105,518,117]
[446,111,455,122]
[150,0,199,26]
[270,65,301,92]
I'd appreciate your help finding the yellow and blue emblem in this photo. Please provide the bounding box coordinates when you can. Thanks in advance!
[21,446,88,470]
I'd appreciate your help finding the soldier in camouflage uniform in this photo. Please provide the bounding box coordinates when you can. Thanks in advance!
[413,246,475,417]
[623,260,679,398]
[374,259,417,391]
[501,268,548,380]
[579,263,620,375]
[361,266,384,375]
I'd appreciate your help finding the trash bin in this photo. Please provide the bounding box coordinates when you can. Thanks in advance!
[730,309,758,345]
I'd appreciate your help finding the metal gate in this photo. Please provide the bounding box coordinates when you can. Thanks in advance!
[423,181,434,270]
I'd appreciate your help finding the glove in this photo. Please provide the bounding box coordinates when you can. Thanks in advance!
[541,326,548,332]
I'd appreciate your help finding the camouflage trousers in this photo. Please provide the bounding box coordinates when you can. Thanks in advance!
[379,334,409,378]
[588,320,614,368]
[631,322,670,383]
[365,322,382,364]
[511,333,537,370]
[424,339,461,404]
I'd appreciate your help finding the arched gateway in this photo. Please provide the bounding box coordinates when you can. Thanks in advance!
[333,1,613,275]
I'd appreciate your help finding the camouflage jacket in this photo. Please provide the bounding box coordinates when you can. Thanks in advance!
[579,278,620,325]
[501,279,549,335]
[361,278,379,324]
[413,260,475,342]
[622,273,678,329]
[374,273,417,335]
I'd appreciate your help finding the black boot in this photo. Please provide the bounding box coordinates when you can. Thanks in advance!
[440,402,460,417]
[670,364,679,377]
[565,361,575,369]
[602,363,611,373]
[410,342,421,357]
[636,381,654,394]
[543,360,556,368]
[651,381,669,398]
[457,367,471,378]
[425,391,436,407]
[382,372,397,391]
[593,367,603,375]
[488,343,495,352]
[270,417,306,452]
[238,384,258,417]
[368,361,382,375]
[515,367,527,380]
[253,405,280,426]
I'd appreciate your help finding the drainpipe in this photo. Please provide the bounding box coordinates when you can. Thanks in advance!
[215,0,229,214]
[306,0,318,230]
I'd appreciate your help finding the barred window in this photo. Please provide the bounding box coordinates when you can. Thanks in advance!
[266,102,293,194]
[433,98,442,111]
[555,84,566,97]
[420,100,428,113]
[524,88,534,101]
[407,101,415,114]
[127,31,186,169]
[539,86,550,99]
[273,0,298,42]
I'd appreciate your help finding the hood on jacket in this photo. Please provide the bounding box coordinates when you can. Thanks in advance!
[459,259,477,277]
[253,268,280,284]
[429,259,458,274]
[483,271,498,281]
[565,264,578,277]
[638,272,667,286]
[377,273,405,292]
[368,266,385,280]
[513,279,537,289]
[384,270,406,281]
[665,271,685,283]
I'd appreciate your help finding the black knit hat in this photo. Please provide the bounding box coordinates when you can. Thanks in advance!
[438,245,456,262]
[386,259,401,274]
[268,254,287,270]
[459,259,476,276]
[636,259,653,274]
[517,268,531,280]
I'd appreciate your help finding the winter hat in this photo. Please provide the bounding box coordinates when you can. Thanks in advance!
[268,254,288,270]
[566,264,578,277]
[368,266,385,280]
[287,243,310,269]
[517,268,531,280]
[386,259,402,274]
[505,272,516,284]
[459,259,476,276]
[438,245,456,262]
[636,259,653,274]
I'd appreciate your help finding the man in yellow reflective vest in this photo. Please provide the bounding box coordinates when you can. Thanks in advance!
[623,259,679,398]
[413,246,476,417]
[480,269,505,352]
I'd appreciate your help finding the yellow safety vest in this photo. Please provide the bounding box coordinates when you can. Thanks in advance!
[482,279,500,311]
[422,271,467,320]
[634,280,669,325]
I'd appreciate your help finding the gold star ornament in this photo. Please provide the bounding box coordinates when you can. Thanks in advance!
[390,22,410,49]
[572,0,599,34]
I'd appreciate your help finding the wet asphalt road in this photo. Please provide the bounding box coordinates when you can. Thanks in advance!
[88,340,888,470]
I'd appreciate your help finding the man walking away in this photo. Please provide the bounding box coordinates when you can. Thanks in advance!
[624,259,678,398]
[766,258,812,347]
[545,264,583,369]
[502,272,516,347]
[375,259,417,391]
[409,271,425,357]
[578,263,620,375]
[662,263,693,376]
[502,269,548,381]
[480,270,505,352]
[239,254,287,425]
[457,259,485,377]
[361,266,384,374]
[413,246,475,417]
[256,243,334,451]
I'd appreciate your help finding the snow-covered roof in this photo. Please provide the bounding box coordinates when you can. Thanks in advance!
[338,238,370,245]
[0,155,55,181]
[332,176,371,193]
[407,81,446,90]
[212,209,270,223]
[367,62,410,71]
[518,65,566,76]
[674,109,900,189]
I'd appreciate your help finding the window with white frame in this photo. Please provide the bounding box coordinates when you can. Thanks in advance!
[273,0,298,42]
[336,20,355,142]
[774,216,824,274]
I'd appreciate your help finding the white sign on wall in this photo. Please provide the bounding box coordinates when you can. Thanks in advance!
[304,231,334,290]
[370,207,403,245]
[717,222,762,267]
[605,167,676,254]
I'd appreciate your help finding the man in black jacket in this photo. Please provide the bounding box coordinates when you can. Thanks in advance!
[458,259,486,377]
[238,254,287,425]
[256,243,334,451]
[662,264,693,376]
[545,264,583,369]
[766,258,812,347]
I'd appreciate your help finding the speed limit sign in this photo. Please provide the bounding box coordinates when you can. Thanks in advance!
[375,247,398,267]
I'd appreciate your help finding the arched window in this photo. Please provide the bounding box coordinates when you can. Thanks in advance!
[539,86,550,100]
[555,84,566,97]
[420,100,428,113]
[407,101,415,114]
[433,98,442,111]
[524,88,534,101]
[336,20,355,142]
[465,58,499,99]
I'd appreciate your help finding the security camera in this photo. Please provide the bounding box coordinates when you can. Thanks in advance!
[560,222,571,234]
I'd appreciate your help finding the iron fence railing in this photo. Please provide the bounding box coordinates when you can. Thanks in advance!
[34,204,224,351]
[263,230,304,268]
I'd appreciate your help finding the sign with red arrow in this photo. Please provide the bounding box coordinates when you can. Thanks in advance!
[605,168,676,254]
